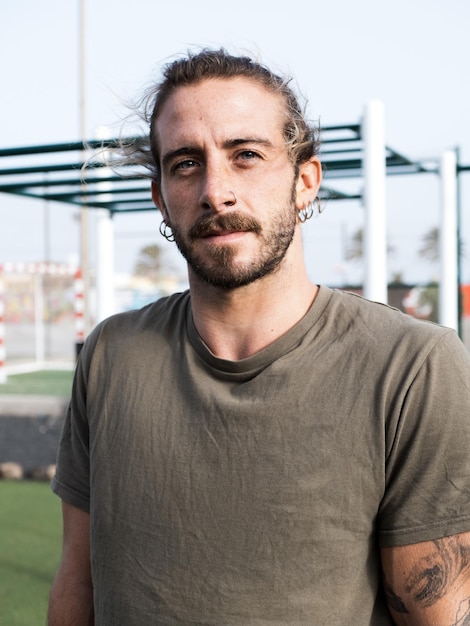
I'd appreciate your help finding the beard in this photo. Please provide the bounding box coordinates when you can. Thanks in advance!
[170,188,298,290]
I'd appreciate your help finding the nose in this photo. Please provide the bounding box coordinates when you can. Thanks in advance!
[199,162,236,212]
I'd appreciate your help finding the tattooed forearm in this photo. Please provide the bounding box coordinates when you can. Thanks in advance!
[405,536,470,608]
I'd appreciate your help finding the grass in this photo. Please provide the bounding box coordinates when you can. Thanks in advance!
[0,370,74,396]
[0,481,62,626]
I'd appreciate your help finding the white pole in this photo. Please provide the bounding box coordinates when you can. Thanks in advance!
[34,273,45,363]
[439,150,458,330]
[0,267,6,383]
[79,0,92,336]
[363,100,388,304]
[96,209,115,323]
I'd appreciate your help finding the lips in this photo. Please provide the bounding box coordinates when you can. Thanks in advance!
[202,227,242,238]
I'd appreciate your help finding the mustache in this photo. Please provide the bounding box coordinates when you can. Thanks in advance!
[188,212,262,239]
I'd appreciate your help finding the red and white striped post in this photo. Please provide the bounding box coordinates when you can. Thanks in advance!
[74,268,85,359]
[0,265,6,383]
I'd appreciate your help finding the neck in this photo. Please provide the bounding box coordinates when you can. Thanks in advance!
[188,237,318,361]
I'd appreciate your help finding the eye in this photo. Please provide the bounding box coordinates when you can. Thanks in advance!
[173,159,199,172]
[238,150,260,161]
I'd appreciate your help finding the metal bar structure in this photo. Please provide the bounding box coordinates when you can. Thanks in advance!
[0,117,468,342]
[0,125,437,214]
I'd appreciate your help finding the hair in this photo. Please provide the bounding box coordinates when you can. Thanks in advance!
[117,48,320,183]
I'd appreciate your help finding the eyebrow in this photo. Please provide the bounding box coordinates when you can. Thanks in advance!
[222,137,275,150]
[161,137,275,170]
[161,146,200,171]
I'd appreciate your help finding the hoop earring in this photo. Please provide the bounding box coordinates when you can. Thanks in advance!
[298,197,321,222]
[159,220,175,242]
[298,202,314,223]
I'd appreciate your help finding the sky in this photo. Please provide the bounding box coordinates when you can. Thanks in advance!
[1,0,469,288]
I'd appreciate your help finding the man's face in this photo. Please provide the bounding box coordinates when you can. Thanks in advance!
[152,77,304,289]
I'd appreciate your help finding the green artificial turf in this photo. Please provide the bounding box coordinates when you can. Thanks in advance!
[0,369,73,396]
[0,481,62,625]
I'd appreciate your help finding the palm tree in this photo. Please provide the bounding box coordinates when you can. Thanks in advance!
[345,227,394,262]
[418,227,439,264]
[345,228,364,262]
[419,226,465,264]
[133,244,163,282]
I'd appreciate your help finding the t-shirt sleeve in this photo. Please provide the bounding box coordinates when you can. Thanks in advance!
[379,329,470,547]
[51,346,91,513]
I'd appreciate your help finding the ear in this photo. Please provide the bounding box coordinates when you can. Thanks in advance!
[151,181,169,222]
[294,157,322,210]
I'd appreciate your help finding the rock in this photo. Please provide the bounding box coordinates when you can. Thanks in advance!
[30,464,56,481]
[0,461,24,480]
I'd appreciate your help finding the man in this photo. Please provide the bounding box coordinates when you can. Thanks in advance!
[48,49,470,625]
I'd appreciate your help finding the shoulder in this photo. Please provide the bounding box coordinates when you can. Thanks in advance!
[94,290,189,334]
[316,287,470,385]
[80,290,191,361]
[324,286,453,347]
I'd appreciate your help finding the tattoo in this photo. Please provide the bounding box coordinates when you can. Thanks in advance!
[383,578,409,614]
[452,597,470,626]
[405,536,470,608]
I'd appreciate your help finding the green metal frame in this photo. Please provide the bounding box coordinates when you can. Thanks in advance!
[0,124,445,214]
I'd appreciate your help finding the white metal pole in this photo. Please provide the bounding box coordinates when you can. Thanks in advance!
[96,209,115,323]
[439,150,458,330]
[79,0,91,336]
[34,273,45,363]
[363,100,388,304]
[0,267,6,383]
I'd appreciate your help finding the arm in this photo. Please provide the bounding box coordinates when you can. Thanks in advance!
[48,501,94,626]
[381,531,470,625]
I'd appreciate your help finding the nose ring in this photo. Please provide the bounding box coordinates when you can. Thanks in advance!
[225,191,237,206]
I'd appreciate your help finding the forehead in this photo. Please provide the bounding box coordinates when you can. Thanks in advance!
[154,77,286,150]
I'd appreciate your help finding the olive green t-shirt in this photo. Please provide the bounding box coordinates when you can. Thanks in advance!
[52,286,470,625]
